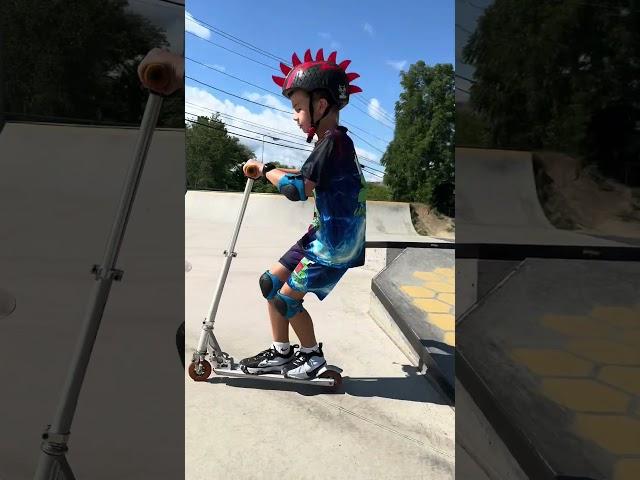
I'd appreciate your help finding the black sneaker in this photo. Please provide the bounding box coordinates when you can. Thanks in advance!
[282,343,327,379]
[239,344,298,374]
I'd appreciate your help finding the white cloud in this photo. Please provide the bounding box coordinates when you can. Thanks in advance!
[363,22,374,37]
[367,98,393,125]
[185,86,310,167]
[386,60,407,71]
[207,64,226,72]
[318,32,341,50]
[185,11,211,39]
[185,86,385,181]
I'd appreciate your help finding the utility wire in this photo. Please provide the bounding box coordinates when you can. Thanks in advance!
[186,31,279,71]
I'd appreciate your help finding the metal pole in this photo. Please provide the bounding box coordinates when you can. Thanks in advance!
[196,178,254,353]
[261,135,264,163]
[34,93,163,480]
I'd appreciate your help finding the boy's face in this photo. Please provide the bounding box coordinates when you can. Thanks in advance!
[290,90,312,134]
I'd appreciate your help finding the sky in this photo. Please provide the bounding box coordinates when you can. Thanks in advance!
[184,0,454,182]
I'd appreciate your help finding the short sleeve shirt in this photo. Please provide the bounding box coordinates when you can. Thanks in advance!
[300,126,366,268]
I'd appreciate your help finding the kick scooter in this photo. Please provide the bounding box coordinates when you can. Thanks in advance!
[33,59,177,480]
[187,166,344,390]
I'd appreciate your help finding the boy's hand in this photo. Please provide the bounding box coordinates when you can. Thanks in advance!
[137,48,184,95]
[243,159,263,179]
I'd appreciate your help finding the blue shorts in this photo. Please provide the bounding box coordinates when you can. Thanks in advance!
[278,231,348,301]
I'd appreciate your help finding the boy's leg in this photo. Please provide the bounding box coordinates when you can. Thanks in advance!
[279,283,317,348]
[267,262,291,343]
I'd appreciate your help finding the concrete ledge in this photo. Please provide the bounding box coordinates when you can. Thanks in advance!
[369,248,455,402]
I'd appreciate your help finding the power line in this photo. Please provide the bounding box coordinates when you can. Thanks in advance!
[455,73,476,84]
[349,130,386,155]
[353,95,396,124]
[186,31,279,71]
[456,23,474,35]
[350,101,395,130]
[185,102,308,142]
[188,15,289,64]
[187,57,277,95]
[186,116,385,178]
[341,120,392,144]
[186,111,311,148]
[186,76,291,113]
[186,108,386,171]
[186,14,397,131]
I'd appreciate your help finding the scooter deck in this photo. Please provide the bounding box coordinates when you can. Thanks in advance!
[213,367,337,386]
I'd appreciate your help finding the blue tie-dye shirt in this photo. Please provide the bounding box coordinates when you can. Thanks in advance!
[300,126,366,268]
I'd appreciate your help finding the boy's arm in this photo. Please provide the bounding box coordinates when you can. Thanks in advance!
[264,168,315,198]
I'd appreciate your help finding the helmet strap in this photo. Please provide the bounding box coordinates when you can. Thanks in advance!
[306,92,332,143]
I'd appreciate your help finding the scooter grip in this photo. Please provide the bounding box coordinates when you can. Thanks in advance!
[245,164,259,177]
[141,63,171,92]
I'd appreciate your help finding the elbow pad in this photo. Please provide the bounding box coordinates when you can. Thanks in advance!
[277,174,307,202]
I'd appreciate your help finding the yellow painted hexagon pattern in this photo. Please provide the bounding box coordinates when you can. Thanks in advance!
[510,304,640,479]
[399,267,455,346]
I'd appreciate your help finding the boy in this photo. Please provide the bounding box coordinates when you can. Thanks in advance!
[240,48,366,380]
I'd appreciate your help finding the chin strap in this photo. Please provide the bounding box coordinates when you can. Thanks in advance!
[306,93,332,143]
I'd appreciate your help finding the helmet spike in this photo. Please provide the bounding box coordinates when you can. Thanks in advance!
[316,48,325,62]
[280,62,292,75]
[327,51,337,64]
[272,75,285,87]
[338,59,351,71]
[347,84,362,94]
[304,48,313,62]
[346,72,360,82]
[292,52,301,66]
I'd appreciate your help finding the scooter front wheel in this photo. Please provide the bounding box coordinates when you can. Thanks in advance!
[188,360,212,381]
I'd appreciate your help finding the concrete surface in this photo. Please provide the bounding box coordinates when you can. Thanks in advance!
[186,190,450,248]
[185,191,455,480]
[455,147,628,247]
[370,248,455,399]
[457,258,640,480]
[0,123,185,479]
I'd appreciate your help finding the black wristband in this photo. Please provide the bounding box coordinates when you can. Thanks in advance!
[262,162,277,177]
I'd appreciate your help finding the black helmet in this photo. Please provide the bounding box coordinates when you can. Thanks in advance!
[272,48,362,110]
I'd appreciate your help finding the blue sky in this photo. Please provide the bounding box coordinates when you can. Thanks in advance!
[185,0,454,180]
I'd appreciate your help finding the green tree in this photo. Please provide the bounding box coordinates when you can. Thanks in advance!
[462,0,640,178]
[186,115,254,190]
[1,0,183,127]
[381,62,455,213]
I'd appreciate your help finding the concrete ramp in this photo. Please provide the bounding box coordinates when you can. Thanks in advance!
[185,191,450,248]
[456,147,627,248]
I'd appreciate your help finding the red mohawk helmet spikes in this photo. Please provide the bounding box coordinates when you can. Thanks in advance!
[279,62,291,75]
[272,48,363,111]
[338,59,351,71]
[303,48,313,62]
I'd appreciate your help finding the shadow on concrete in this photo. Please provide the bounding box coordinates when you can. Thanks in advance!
[206,364,450,405]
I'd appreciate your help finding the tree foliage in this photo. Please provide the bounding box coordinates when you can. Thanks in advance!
[463,0,640,178]
[381,62,455,214]
[1,0,183,127]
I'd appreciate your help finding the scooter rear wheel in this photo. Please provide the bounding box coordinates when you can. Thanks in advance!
[188,360,212,381]
[318,370,342,390]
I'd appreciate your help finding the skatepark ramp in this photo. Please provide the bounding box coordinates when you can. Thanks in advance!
[185,190,451,248]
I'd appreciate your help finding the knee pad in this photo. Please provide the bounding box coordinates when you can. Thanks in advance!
[277,174,307,202]
[273,291,305,319]
[259,270,284,300]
